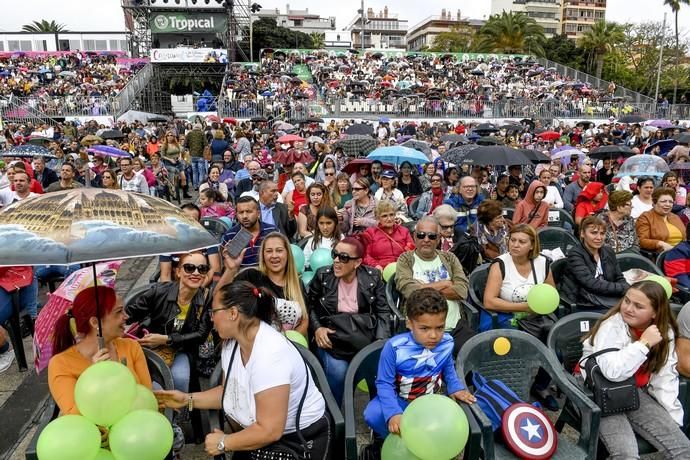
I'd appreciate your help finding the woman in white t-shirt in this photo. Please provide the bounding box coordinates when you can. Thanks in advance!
[155,281,329,458]
[303,207,343,270]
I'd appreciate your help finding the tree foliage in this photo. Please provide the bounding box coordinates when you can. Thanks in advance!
[474,12,546,56]
[249,18,317,58]
[544,34,584,69]
[309,32,326,49]
[428,27,472,52]
[579,20,625,80]
[21,20,68,32]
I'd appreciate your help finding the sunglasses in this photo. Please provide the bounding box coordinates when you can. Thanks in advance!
[325,172,335,176]
[352,187,367,192]
[415,232,439,240]
[182,263,210,275]
[331,249,360,263]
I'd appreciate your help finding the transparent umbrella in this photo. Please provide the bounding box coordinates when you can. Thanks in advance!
[616,154,670,178]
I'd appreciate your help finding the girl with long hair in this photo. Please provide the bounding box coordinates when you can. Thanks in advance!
[332,172,352,209]
[303,207,343,269]
[297,182,333,239]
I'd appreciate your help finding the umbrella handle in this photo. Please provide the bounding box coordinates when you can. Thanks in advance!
[98,336,105,349]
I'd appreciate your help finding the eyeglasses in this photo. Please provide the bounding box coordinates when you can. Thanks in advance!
[331,249,360,263]
[211,305,234,315]
[325,172,335,176]
[431,179,442,183]
[352,187,366,192]
[439,224,454,230]
[182,263,210,275]
[415,232,438,240]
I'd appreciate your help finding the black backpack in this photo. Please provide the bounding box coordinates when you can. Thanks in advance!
[451,231,482,275]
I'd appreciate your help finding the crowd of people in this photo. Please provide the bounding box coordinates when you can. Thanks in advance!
[5,112,690,458]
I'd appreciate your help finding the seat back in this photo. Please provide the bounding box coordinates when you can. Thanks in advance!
[343,341,385,460]
[143,348,175,422]
[546,312,603,374]
[502,207,514,221]
[409,196,421,218]
[656,249,671,274]
[385,278,406,334]
[616,252,663,275]
[123,283,153,310]
[468,263,491,307]
[457,330,564,402]
[547,209,575,229]
[200,217,231,241]
[538,227,579,254]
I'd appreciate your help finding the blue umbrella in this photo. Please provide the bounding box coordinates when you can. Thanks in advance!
[367,146,429,166]
[1,144,55,159]
[87,145,132,159]
[644,139,677,156]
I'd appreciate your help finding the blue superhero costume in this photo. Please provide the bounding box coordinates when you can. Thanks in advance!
[363,331,466,437]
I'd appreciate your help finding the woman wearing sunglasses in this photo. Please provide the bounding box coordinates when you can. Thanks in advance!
[126,252,213,394]
[307,237,390,405]
[340,177,377,236]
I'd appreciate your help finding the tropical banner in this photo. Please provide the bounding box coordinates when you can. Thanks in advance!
[150,12,227,33]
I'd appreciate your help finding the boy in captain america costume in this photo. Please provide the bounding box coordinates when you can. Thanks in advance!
[363,288,475,438]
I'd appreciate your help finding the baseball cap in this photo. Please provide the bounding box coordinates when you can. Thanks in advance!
[381,170,397,179]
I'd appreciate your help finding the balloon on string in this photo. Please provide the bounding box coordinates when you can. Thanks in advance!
[310,248,333,271]
[400,394,469,460]
[382,263,397,282]
[526,284,560,315]
[36,415,101,460]
[109,410,173,460]
[381,434,421,460]
[74,361,137,427]
[129,384,158,412]
[290,244,305,274]
[285,330,308,348]
[645,274,673,299]
[301,270,315,286]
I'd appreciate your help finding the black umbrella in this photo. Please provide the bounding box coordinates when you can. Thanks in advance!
[100,129,126,140]
[589,145,636,160]
[440,134,468,144]
[474,123,499,133]
[617,115,647,124]
[476,136,504,146]
[307,117,324,123]
[250,116,268,123]
[677,133,690,144]
[146,115,169,123]
[441,144,480,165]
[334,135,378,156]
[459,145,535,166]
[345,124,374,136]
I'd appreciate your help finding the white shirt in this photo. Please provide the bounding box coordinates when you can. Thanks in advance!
[497,253,548,303]
[303,235,342,269]
[581,312,683,425]
[282,176,315,196]
[241,190,284,203]
[221,322,325,432]
[0,189,37,207]
[411,253,460,330]
[544,185,564,209]
[631,195,653,219]
[118,172,149,194]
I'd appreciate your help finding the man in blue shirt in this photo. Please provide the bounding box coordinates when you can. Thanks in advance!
[444,176,483,233]
[220,196,276,268]
[258,180,295,238]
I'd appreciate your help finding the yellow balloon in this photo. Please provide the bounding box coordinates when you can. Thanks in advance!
[493,337,511,356]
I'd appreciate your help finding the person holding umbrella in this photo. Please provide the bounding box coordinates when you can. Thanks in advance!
[49,285,152,414]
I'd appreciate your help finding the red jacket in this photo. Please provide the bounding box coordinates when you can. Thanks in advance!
[361,224,415,268]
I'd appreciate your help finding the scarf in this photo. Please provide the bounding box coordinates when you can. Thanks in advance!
[430,187,444,213]
[207,179,220,192]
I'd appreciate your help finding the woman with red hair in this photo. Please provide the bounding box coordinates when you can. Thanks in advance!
[575,182,608,226]
[48,286,152,415]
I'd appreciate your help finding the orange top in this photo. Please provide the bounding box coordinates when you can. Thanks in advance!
[48,337,152,415]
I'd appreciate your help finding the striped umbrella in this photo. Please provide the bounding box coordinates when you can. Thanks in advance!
[334,135,378,157]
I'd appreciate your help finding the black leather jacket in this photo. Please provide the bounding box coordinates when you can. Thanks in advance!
[125,282,212,357]
[562,243,629,308]
[307,265,391,341]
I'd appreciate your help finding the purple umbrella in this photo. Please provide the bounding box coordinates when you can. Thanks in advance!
[646,119,674,129]
[396,135,413,144]
[87,145,131,159]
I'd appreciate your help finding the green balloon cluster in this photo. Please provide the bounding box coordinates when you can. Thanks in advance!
[74,361,137,427]
[37,415,101,460]
[301,270,315,286]
[382,434,421,460]
[129,384,159,412]
[526,283,560,315]
[399,394,469,460]
[382,263,397,282]
[310,248,333,271]
[285,330,308,348]
[290,244,305,274]
[109,410,173,460]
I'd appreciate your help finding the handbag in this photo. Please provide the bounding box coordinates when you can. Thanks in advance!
[203,145,212,161]
[579,348,640,416]
[0,267,33,292]
[325,313,377,360]
[222,341,314,460]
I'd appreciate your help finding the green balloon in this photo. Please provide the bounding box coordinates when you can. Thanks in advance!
[301,270,315,286]
[526,283,560,315]
[382,434,421,460]
[285,330,308,348]
[37,415,101,460]
[399,394,469,460]
[310,248,333,271]
[645,274,673,299]
[357,379,369,393]
[109,410,173,460]
[382,263,397,283]
[95,449,115,460]
[129,384,158,412]
[291,244,306,274]
[75,361,137,427]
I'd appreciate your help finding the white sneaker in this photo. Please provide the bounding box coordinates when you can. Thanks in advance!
[0,350,15,374]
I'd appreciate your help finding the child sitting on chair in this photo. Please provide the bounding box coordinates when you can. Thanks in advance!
[364,288,476,438]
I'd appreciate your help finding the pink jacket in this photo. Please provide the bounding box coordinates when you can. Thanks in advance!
[360,224,415,268]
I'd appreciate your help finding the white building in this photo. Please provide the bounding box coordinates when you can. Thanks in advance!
[255,5,336,34]
[491,0,561,37]
[0,32,129,53]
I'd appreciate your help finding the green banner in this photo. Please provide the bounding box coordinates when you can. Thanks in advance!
[150,12,227,33]
[269,49,531,61]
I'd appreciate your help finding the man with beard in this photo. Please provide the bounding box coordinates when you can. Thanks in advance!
[220,196,276,268]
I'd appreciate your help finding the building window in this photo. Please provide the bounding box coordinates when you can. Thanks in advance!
[109,40,119,50]
[293,19,302,26]
[83,40,95,51]
[120,40,128,51]
[95,40,107,50]
[0,42,4,51]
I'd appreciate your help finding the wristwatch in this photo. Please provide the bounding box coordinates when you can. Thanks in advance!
[217,434,226,453]
[639,339,651,350]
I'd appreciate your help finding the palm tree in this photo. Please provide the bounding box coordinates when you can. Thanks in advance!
[474,12,546,56]
[664,0,690,103]
[309,32,325,50]
[579,20,625,80]
[21,20,68,32]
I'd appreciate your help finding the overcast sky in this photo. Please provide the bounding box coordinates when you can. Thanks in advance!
[0,0,686,34]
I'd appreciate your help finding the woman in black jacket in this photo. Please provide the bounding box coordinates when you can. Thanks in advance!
[306,237,390,404]
[562,216,629,311]
[126,252,213,392]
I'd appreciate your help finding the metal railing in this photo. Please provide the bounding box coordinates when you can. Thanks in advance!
[536,57,654,105]
[0,96,120,118]
[112,62,154,117]
[0,95,64,126]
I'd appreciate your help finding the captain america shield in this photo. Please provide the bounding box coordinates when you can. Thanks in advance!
[501,403,558,459]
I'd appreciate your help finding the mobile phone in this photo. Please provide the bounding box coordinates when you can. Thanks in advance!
[224,227,253,258]
[124,322,145,339]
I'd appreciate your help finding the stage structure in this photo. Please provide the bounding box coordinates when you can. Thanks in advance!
[120,0,250,114]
